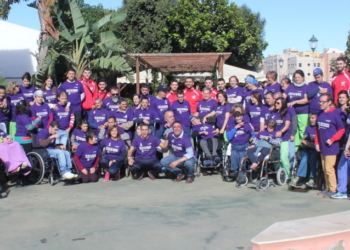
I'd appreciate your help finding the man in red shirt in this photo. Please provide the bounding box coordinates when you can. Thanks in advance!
[184,77,203,114]
[332,56,350,105]
[78,68,97,119]
[96,78,111,100]
[204,76,219,100]
[166,80,179,105]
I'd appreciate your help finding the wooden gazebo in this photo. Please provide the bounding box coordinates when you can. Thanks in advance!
[127,53,232,94]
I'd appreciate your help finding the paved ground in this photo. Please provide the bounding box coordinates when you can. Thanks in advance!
[0,174,349,250]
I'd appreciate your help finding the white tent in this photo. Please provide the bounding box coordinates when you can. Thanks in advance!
[117,64,265,84]
[0,21,40,82]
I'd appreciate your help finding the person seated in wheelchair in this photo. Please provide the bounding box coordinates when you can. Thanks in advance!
[100,126,126,182]
[37,121,78,180]
[74,131,101,183]
[190,116,220,165]
[71,120,89,152]
[127,123,167,180]
[226,111,256,175]
[248,119,281,171]
[290,113,318,188]
[193,88,217,126]
[160,121,195,183]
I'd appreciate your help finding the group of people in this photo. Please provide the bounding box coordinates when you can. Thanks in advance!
[0,56,350,199]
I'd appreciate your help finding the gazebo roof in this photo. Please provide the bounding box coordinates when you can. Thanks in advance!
[127,53,232,72]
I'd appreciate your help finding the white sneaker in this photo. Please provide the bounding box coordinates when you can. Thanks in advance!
[62,172,75,179]
[21,162,28,168]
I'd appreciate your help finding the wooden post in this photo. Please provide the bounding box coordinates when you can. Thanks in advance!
[219,55,224,78]
[136,56,140,94]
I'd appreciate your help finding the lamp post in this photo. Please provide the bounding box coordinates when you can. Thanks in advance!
[309,35,318,69]
[278,58,284,81]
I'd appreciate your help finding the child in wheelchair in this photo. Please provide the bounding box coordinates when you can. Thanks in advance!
[191,116,221,165]
[248,119,281,171]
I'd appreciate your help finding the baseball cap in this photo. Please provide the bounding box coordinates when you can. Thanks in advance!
[313,68,323,76]
[245,77,258,85]
[157,86,168,92]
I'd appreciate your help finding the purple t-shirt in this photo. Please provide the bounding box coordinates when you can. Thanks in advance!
[308,81,333,114]
[264,83,282,94]
[226,114,250,130]
[43,88,58,104]
[192,123,215,139]
[131,135,160,159]
[15,114,33,137]
[246,104,269,132]
[133,108,159,122]
[244,88,264,109]
[284,84,309,115]
[257,129,279,141]
[58,80,84,112]
[151,97,169,125]
[36,127,56,148]
[103,97,121,112]
[228,122,253,145]
[8,93,25,122]
[0,97,10,123]
[304,125,315,143]
[168,132,194,158]
[317,109,344,155]
[197,99,218,117]
[53,104,71,130]
[20,85,36,103]
[269,111,291,141]
[216,104,230,128]
[72,129,86,144]
[171,100,191,128]
[110,109,133,135]
[30,103,52,128]
[100,138,126,160]
[226,86,244,104]
[75,142,100,169]
[88,108,110,129]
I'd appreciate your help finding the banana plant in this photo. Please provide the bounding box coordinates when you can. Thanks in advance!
[37,0,134,84]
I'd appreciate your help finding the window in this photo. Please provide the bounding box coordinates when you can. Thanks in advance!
[308,63,310,66]
[308,73,311,76]
[299,63,302,67]
[317,63,320,67]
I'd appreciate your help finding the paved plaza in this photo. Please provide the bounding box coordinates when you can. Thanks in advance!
[1,174,349,250]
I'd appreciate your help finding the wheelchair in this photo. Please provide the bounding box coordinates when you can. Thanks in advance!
[193,135,223,177]
[28,134,80,186]
[238,146,286,190]
[289,146,325,190]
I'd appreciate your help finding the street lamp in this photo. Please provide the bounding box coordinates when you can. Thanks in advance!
[278,58,284,81]
[309,35,318,69]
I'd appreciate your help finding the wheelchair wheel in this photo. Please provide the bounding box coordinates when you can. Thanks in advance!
[48,174,54,186]
[276,168,287,186]
[236,176,248,188]
[27,151,45,185]
[256,177,269,191]
[195,161,201,177]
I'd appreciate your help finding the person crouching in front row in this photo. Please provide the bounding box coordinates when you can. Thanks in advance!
[73,131,101,183]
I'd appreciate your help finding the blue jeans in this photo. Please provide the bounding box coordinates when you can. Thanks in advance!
[297,148,319,178]
[130,158,161,175]
[46,148,72,175]
[100,158,123,175]
[161,155,195,177]
[336,154,350,193]
[230,143,247,172]
[56,130,69,147]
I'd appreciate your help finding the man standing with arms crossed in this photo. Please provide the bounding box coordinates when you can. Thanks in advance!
[332,57,350,105]
[184,77,202,115]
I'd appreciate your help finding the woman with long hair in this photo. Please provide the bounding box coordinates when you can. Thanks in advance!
[100,126,127,181]
[204,92,230,134]
[41,75,58,106]
[129,94,141,114]
[14,100,41,153]
[269,97,292,179]
[6,81,25,138]
[71,120,89,152]
[283,70,309,147]
[247,91,269,133]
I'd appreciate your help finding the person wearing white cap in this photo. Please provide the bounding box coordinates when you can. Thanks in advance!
[30,90,53,129]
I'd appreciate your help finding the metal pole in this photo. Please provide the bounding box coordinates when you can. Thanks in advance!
[136,56,140,94]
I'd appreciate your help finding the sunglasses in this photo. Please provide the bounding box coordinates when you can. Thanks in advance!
[111,93,118,96]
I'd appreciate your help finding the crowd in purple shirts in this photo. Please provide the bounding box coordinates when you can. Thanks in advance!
[1,58,350,199]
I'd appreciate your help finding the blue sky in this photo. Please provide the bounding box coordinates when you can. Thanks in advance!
[6,0,350,56]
